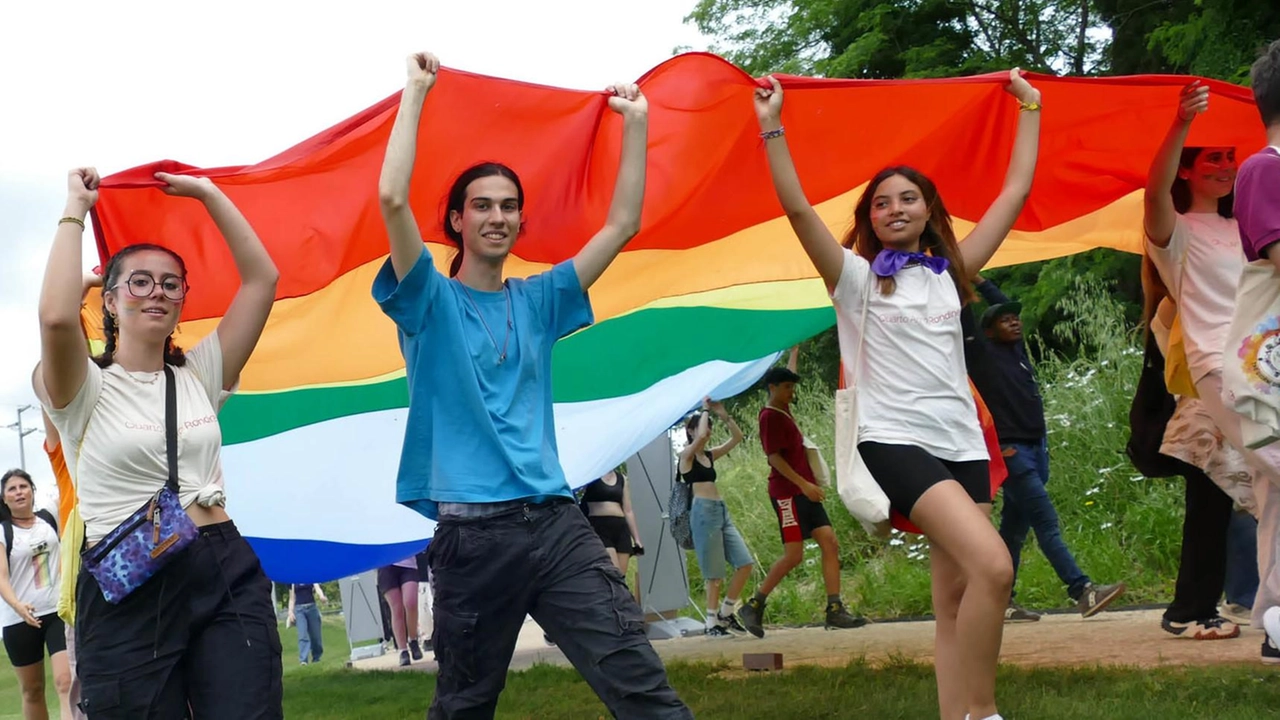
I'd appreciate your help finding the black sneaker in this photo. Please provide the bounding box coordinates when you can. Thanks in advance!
[825,601,868,630]
[739,597,766,638]
[718,612,748,635]
[409,639,423,661]
[705,624,733,638]
[1078,582,1126,618]
[399,649,411,667]
[1005,601,1041,623]
[1161,615,1240,640]
[1263,635,1280,665]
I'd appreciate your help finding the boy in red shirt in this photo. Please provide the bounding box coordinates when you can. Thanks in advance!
[737,364,866,637]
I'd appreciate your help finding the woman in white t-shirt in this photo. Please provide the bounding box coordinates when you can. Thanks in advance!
[1,469,72,720]
[1143,82,1280,662]
[753,71,1041,720]
[35,168,282,717]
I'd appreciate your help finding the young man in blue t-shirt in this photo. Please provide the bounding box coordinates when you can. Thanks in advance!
[372,51,690,718]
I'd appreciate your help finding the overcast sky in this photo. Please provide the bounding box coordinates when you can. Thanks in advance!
[0,0,710,505]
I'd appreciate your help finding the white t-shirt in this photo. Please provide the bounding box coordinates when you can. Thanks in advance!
[832,248,987,462]
[1146,213,1243,382]
[1,517,60,628]
[43,333,233,544]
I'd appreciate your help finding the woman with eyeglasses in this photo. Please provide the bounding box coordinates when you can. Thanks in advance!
[35,167,283,718]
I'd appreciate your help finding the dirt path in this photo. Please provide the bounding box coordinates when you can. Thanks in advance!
[352,608,1269,674]
[645,608,1265,671]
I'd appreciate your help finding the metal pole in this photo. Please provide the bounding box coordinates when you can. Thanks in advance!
[4,405,39,471]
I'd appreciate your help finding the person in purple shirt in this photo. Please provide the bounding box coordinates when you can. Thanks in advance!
[1235,38,1280,664]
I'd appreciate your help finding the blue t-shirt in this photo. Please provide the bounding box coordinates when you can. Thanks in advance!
[372,246,593,519]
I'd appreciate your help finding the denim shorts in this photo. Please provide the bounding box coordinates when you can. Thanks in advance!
[689,498,753,580]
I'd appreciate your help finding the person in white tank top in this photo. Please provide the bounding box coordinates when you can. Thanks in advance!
[753,70,1042,720]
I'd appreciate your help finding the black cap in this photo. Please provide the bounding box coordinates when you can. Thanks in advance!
[761,366,801,386]
[981,301,1022,329]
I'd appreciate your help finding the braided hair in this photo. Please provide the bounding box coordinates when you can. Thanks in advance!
[95,244,188,369]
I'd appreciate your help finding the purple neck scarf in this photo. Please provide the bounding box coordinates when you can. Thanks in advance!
[871,248,950,278]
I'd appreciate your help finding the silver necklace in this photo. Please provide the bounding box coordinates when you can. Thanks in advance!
[459,283,513,364]
[123,368,162,385]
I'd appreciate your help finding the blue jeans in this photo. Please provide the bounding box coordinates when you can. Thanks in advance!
[1225,509,1259,608]
[295,603,323,663]
[690,498,754,581]
[999,439,1090,601]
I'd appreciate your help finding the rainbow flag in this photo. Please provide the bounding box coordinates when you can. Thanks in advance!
[85,53,1263,582]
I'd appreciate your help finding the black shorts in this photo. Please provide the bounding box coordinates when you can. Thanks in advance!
[377,564,418,595]
[858,441,991,518]
[588,515,635,553]
[3,612,67,667]
[770,494,832,545]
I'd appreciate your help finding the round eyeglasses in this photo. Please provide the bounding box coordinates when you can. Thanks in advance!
[110,271,188,301]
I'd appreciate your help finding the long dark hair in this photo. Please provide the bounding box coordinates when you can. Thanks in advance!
[1170,147,1234,218]
[0,469,34,521]
[683,411,712,444]
[443,163,524,277]
[842,166,974,303]
[96,244,188,369]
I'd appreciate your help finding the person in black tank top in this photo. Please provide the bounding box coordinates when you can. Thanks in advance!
[677,398,757,637]
[580,467,641,575]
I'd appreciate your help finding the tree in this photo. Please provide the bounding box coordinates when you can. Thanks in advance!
[684,0,1109,78]
[1095,0,1280,81]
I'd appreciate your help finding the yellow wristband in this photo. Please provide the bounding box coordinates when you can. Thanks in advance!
[59,216,86,229]
[1019,100,1041,112]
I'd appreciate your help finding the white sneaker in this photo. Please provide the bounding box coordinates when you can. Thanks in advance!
[1222,602,1252,626]
[1264,606,1280,648]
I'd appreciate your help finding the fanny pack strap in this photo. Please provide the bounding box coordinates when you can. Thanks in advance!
[164,365,178,494]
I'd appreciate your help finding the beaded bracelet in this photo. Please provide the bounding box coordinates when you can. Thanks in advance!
[58,216,86,229]
[760,127,786,140]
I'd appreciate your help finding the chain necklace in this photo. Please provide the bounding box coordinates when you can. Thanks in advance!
[459,282,513,364]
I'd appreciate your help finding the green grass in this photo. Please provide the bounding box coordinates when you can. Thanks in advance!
[281,660,1280,719]
[699,275,1185,624]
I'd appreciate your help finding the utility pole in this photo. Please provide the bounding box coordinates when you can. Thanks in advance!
[4,405,39,471]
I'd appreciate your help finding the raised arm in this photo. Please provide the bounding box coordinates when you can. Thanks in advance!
[38,170,100,409]
[972,274,1011,305]
[705,399,743,461]
[754,76,844,290]
[379,52,440,281]
[678,411,711,473]
[958,70,1042,272]
[572,84,649,291]
[1144,83,1207,249]
[155,174,280,390]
